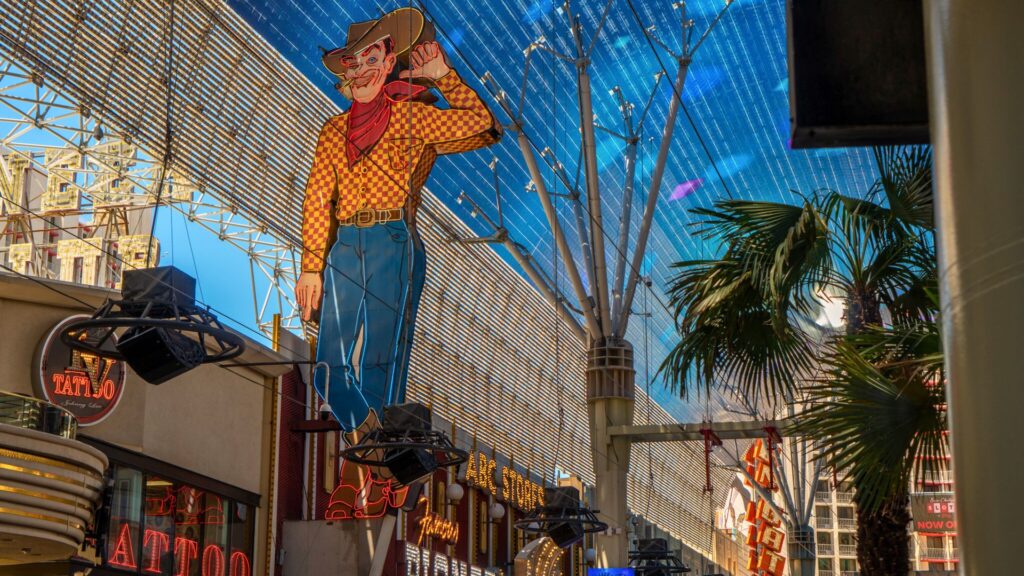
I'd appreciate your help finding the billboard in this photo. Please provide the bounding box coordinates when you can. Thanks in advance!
[911,492,957,532]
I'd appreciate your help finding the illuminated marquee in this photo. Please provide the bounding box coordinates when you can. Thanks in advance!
[465,451,545,511]
[513,537,564,576]
[35,315,126,426]
[404,542,502,576]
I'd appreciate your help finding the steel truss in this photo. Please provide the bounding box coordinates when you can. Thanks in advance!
[0,56,301,334]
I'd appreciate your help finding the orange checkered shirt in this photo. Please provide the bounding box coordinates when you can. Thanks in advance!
[300,71,501,272]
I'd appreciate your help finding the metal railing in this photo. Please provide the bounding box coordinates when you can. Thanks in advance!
[0,391,77,438]
[838,544,857,556]
[815,491,833,502]
[836,491,855,503]
[950,548,960,560]
[820,571,835,576]
[817,543,834,555]
[837,517,857,530]
[920,547,948,560]
[839,572,859,576]
[817,516,834,529]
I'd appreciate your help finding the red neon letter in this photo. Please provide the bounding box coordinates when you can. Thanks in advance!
[229,551,251,576]
[202,545,225,576]
[109,523,137,569]
[142,529,170,574]
[175,537,199,576]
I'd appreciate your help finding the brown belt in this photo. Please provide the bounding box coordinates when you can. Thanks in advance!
[338,207,405,227]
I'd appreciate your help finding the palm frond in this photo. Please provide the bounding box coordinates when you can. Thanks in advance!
[874,146,934,231]
[796,321,947,513]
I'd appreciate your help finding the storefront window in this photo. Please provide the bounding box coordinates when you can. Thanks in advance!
[107,466,143,571]
[104,465,255,576]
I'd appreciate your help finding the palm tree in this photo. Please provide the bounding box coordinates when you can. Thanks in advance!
[660,147,945,575]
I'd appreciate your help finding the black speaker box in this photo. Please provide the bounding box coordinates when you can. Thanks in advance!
[382,402,432,434]
[544,486,580,513]
[117,325,204,384]
[638,538,668,553]
[400,481,426,512]
[121,266,197,308]
[787,0,929,148]
[386,446,438,486]
[547,521,584,548]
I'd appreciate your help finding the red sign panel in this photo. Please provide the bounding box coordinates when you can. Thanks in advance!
[911,492,957,532]
[35,315,126,426]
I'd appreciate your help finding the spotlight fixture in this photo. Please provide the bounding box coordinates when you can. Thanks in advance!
[61,267,244,384]
[628,538,690,575]
[341,402,468,486]
[514,486,608,548]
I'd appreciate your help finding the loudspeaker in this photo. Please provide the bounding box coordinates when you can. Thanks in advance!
[117,325,204,384]
[400,481,426,512]
[547,520,584,548]
[544,486,580,513]
[385,446,438,486]
[382,402,432,434]
[787,0,929,148]
[638,538,668,553]
[121,266,197,310]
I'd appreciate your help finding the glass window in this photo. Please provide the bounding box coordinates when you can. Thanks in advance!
[816,532,832,544]
[143,477,175,575]
[840,558,857,571]
[102,464,254,576]
[817,558,833,570]
[838,532,855,546]
[107,466,143,572]
[229,502,255,576]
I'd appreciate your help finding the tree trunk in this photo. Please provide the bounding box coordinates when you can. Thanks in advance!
[855,493,910,576]
[845,290,912,575]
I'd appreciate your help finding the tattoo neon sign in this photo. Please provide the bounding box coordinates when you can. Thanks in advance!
[107,522,252,576]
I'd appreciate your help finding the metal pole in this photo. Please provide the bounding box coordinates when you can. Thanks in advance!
[577,62,613,338]
[515,128,602,337]
[616,58,689,338]
[611,138,638,329]
[925,1,1024,574]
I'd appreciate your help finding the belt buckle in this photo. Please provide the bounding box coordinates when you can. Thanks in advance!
[354,208,375,228]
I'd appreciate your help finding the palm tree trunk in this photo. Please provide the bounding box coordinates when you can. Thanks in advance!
[845,289,882,336]
[855,492,911,576]
[845,290,910,575]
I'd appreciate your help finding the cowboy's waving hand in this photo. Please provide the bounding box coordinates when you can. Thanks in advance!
[399,41,450,81]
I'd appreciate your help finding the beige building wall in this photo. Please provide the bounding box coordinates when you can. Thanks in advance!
[0,272,294,576]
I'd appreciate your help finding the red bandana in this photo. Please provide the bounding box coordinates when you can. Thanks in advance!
[346,82,430,168]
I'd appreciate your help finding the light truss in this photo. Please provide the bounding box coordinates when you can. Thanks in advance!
[0,55,302,334]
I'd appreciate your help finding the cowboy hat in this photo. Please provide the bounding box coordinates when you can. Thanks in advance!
[322,7,436,76]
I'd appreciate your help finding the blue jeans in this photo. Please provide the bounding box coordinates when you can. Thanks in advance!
[313,220,426,431]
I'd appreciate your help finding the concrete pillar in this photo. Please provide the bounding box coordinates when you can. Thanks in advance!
[587,339,635,567]
[924,2,1024,574]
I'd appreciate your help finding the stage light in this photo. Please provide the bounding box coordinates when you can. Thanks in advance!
[629,538,690,575]
[514,486,607,549]
[61,267,244,385]
[341,402,468,487]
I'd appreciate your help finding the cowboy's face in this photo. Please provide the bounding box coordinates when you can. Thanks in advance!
[340,40,396,103]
